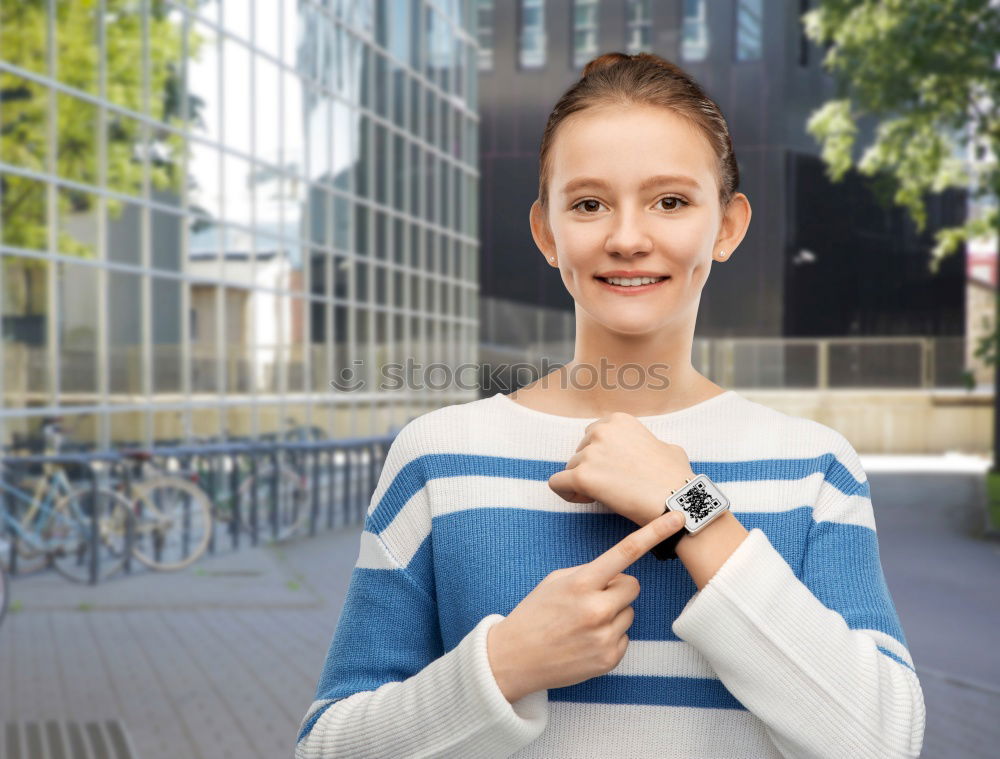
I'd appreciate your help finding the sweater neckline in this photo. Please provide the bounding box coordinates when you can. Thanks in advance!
[492,389,737,424]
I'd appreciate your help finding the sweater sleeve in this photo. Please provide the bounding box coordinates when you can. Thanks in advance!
[294,422,548,758]
[670,432,925,759]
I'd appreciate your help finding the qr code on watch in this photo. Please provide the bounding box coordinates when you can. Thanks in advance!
[676,481,721,523]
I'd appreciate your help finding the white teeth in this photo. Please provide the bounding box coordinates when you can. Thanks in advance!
[603,276,667,286]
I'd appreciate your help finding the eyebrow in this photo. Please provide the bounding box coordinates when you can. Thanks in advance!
[560,174,702,196]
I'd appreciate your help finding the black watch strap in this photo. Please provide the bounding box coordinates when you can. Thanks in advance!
[650,524,685,561]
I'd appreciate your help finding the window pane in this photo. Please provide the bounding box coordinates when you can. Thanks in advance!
[228,286,253,393]
[625,0,652,55]
[0,173,47,252]
[56,263,98,404]
[681,0,709,62]
[152,277,182,393]
[254,0,281,60]
[107,200,143,266]
[0,75,48,172]
[477,0,494,71]
[519,0,546,69]
[190,283,217,393]
[2,255,51,400]
[572,0,599,69]
[735,0,763,62]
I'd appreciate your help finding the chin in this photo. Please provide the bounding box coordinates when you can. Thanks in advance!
[588,309,670,336]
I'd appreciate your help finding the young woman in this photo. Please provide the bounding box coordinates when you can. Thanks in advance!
[296,53,925,759]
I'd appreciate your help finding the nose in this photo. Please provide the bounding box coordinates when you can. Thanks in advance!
[603,205,653,257]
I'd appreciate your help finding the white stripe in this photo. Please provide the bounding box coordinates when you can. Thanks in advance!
[355,530,400,570]
[373,476,876,567]
[396,394,849,469]
[510,701,784,758]
[609,639,720,679]
[814,491,876,530]
[426,475,837,518]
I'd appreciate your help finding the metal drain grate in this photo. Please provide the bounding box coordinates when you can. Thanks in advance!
[3,720,138,759]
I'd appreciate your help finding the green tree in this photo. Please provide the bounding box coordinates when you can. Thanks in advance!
[0,0,195,313]
[803,0,1000,470]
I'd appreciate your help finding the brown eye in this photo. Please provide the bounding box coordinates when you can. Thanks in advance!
[660,197,687,211]
[572,199,603,213]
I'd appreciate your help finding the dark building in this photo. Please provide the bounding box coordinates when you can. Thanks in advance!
[475,0,966,339]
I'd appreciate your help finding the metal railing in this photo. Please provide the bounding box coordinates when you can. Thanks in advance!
[480,298,973,390]
[0,434,394,584]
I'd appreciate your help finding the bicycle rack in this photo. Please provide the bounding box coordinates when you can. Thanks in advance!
[0,434,395,585]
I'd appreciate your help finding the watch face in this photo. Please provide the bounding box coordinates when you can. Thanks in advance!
[667,474,729,533]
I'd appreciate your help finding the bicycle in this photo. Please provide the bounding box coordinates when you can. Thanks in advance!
[0,430,133,584]
[119,450,215,572]
[194,446,311,543]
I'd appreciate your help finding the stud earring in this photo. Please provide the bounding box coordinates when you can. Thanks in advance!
[718,250,727,258]
[549,256,555,263]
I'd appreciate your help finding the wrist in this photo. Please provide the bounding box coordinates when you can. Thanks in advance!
[675,510,746,561]
[487,620,527,704]
[644,469,697,526]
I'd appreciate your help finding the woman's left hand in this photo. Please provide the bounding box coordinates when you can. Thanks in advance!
[548,412,697,527]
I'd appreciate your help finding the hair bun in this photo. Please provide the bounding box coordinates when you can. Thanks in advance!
[580,52,631,79]
[581,52,691,82]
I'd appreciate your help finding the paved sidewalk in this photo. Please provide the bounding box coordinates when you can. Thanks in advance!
[0,457,998,758]
[861,455,1000,759]
[0,526,362,759]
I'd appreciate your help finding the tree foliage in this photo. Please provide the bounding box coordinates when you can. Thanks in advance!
[803,0,1000,272]
[0,0,194,312]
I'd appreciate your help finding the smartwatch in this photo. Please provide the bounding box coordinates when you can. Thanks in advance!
[650,473,731,561]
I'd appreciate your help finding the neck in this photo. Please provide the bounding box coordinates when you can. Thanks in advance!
[542,306,712,418]
[548,362,712,418]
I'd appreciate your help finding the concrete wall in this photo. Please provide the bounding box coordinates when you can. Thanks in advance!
[744,389,993,455]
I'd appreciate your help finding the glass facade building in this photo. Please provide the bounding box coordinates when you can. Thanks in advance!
[0,0,480,453]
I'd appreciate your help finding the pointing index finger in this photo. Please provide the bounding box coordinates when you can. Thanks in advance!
[579,511,685,585]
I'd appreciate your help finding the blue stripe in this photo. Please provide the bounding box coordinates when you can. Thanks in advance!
[551,674,748,709]
[432,507,812,649]
[297,699,340,744]
[313,567,443,700]
[801,519,909,648]
[878,646,915,673]
[427,506,908,650]
[369,452,868,534]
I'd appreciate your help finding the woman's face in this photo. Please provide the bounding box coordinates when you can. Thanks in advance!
[531,104,746,337]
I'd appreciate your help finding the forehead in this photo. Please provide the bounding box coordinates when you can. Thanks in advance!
[550,105,718,194]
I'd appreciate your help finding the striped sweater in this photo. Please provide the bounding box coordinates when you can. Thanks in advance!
[296,389,925,758]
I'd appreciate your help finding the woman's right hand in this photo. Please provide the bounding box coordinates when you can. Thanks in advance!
[486,510,686,703]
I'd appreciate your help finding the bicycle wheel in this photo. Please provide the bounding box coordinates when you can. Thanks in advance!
[0,535,50,576]
[50,488,134,584]
[237,465,310,542]
[0,560,8,630]
[129,476,213,571]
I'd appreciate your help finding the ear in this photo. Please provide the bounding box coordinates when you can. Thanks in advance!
[713,192,752,262]
[530,199,558,265]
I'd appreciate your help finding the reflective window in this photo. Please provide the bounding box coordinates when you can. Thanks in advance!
[519,0,546,69]
[680,0,709,62]
[735,0,764,62]
[798,0,810,67]
[625,0,652,55]
[0,0,478,448]
[572,0,599,69]
[477,0,494,71]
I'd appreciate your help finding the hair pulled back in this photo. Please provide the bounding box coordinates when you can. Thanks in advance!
[537,52,739,212]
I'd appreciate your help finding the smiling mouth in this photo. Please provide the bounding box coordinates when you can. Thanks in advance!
[594,275,671,291]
